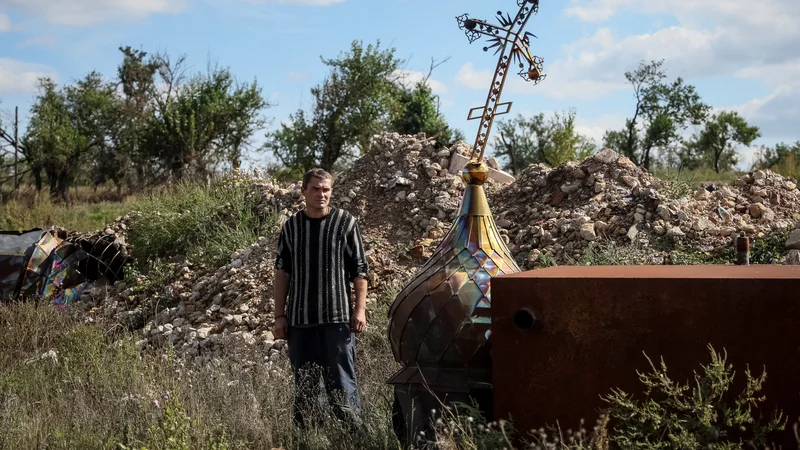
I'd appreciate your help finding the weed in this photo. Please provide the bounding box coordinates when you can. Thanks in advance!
[602,345,785,449]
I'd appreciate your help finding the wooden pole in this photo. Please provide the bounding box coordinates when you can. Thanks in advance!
[13,106,19,190]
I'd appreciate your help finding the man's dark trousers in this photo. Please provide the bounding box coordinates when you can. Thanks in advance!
[287,323,362,429]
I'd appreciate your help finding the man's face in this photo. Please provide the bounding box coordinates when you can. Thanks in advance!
[301,176,332,211]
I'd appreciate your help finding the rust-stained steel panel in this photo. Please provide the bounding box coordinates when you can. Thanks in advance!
[491,265,800,448]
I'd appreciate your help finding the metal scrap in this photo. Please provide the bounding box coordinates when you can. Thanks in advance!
[0,227,129,305]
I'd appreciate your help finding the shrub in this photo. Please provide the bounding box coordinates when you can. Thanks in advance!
[602,345,785,449]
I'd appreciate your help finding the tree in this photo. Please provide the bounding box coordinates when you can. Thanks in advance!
[604,60,710,170]
[680,111,760,173]
[265,40,404,172]
[389,58,462,147]
[492,109,596,174]
[752,141,800,179]
[390,80,454,146]
[107,46,162,191]
[23,73,118,200]
[142,52,271,182]
[753,141,800,170]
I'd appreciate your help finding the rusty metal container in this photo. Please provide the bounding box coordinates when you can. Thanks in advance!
[491,265,800,447]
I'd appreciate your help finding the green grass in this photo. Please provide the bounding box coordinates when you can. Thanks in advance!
[124,172,278,270]
[0,188,137,232]
[652,167,741,185]
[1,299,794,450]
[0,296,403,450]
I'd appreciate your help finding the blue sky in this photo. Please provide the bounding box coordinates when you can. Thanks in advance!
[1,0,798,170]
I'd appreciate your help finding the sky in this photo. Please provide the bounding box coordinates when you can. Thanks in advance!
[0,0,798,171]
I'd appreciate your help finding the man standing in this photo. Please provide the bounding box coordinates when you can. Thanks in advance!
[272,168,369,430]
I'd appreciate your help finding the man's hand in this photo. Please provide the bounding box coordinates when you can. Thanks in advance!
[273,316,288,340]
[351,308,367,333]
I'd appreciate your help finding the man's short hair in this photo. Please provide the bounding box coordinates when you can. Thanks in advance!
[302,168,332,190]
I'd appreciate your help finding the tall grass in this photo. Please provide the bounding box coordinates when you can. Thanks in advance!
[125,173,277,270]
[0,296,402,450]
[0,184,137,232]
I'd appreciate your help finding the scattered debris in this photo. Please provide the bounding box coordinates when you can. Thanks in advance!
[0,227,128,304]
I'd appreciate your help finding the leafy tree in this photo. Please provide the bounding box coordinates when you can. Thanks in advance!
[142,53,271,182]
[389,59,463,147]
[265,40,404,172]
[391,80,453,146]
[23,73,118,199]
[604,59,710,170]
[752,141,800,180]
[679,111,760,173]
[320,40,404,154]
[108,46,162,191]
[753,141,800,170]
[491,109,596,174]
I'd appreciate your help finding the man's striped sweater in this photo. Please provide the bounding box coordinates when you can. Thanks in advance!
[274,207,369,326]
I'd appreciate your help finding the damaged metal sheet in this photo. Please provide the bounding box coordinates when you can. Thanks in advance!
[0,227,129,305]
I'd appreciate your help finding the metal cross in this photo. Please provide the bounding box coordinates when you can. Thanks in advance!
[456,0,546,162]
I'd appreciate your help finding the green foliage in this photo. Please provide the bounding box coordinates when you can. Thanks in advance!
[571,241,653,266]
[670,228,792,265]
[2,47,272,199]
[681,111,761,173]
[142,56,271,181]
[266,40,404,172]
[603,345,785,449]
[492,108,596,174]
[424,402,516,450]
[390,80,453,146]
[0,294,401,450]
[23,73,119,199]
[753,141,800,181]
[125,172,275,269]
[604,59,710,170]
[527,416,610,450]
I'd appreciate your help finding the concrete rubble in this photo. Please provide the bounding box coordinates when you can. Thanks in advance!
[75,133,800,360]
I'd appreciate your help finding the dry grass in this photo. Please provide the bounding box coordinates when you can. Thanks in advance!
[0,184,138,232]
[0,295,404,450]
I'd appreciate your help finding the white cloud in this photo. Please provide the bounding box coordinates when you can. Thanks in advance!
[560,0,800,73]
[19,36,57,47]
[0,58,57,94]
[393,69,449,95]
[454,57,622,101]
[0,13,12,32]
[287,72,309,83]
[276,0,343,4]
[574,113,626,144]
[539,0,800,144]
[0,0,186,26]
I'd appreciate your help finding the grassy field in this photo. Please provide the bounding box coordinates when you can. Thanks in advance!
[0,185,139,232]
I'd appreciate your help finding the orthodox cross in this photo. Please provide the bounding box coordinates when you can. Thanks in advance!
[456,0,546,163]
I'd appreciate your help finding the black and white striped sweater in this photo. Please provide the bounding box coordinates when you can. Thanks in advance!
[274,207,369,326]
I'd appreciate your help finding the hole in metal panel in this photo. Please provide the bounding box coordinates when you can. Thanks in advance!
[513,308,537,331]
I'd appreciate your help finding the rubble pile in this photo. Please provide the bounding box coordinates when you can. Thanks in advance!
[81,133,477,362]
[82,174,311,365]
[84,236,285,366]
[490,148,800,267]
[76,134,800,360]
[331,133,481,242]
[328,133,493,291]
